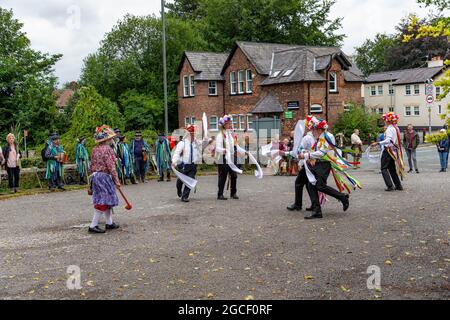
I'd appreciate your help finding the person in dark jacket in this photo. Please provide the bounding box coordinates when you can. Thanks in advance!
[437,129,449,172]
[403,124,420,173]
[2,133,22,193]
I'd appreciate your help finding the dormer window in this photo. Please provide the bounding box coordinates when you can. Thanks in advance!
[283,69,294,77]
[270,71,281,78]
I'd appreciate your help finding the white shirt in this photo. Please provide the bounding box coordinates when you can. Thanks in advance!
[379,125,398,147]
[215,130,236,156]
[310,132,333,159]
[351,133,362,145]
[300,132,316,151]
[172,137,208,165]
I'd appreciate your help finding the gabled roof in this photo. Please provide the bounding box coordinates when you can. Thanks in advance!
[251,93,284,114]
[365,66,444,85]
[179,51,229,81]
[260,47,360,86]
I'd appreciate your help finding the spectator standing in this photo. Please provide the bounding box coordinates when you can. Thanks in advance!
[437,129,449,172]
[351,129,363,169]
[131,131,150,183]
[403,124,420,173]
[2,133,22,193]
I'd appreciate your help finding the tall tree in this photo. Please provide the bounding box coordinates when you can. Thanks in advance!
[80,14,208,131]
[0,7,62,145]
[167,0,345,51]
[166,0,204,20]
[354,34,397,76]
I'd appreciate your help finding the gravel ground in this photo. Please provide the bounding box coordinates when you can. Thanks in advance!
[0,148,449,300]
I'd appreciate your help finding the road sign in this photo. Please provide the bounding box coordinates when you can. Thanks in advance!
[425,84,434,95]
[426,94,434,104]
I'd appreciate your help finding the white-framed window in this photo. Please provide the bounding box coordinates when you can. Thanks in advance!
[378,108,384,115]
[370,86,377,96]
[389,85,394,95]
[185,117,191,126]
[270,70,281,78]
[414,106,420,116]
[329,72,337,92]
[310,104,323,114]
[414,84,420,95]
[283,69,294,77]
[239,115,245,130]
[436,86,441,97]
[208,81,217,96]
[405,85,411,95]
[344,104,351,112]
[191,117,196,124]
[230,72,236,95]
[210,116,218,130]
[378,85,384,95]
[246,69,252,93]
[238,70,244,94]
[389,107,395,112]
[246,114,253,131]
[371,108,377,114]
[183,76,189,97]
[189,75,195,96]
[232,115,238,129]
[405,106,412,116]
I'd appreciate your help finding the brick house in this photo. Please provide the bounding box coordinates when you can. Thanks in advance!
[177,41,363,137]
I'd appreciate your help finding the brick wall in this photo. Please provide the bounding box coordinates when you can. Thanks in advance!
[177,59,224,129]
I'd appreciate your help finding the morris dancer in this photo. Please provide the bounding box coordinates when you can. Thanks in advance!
[75,136,90,185]
[215,115,246,200]
[172,125,210,203]
[286,116,317,212]
[117,135,137,185]
[88,125,121,234]
[45,134,66,191]
[371,112,404,191]
[155,132,172,182]
[300,119,356,219]
[131,131,150,183]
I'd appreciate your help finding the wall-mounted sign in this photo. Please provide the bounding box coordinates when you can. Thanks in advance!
[285,111,294,119]
[287,101,300,110]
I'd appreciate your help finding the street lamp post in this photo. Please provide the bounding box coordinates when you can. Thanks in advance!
[161,0,169,136]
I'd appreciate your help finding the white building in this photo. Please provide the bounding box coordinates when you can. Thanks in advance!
[364,59,448,130]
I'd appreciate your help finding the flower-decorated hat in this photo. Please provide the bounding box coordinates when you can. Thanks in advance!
[382,112,399,124]
[94,125,116,144]
[219,115,232,127]
[316,119,329,130]
[186,125,196,133]
[305,116,320,130]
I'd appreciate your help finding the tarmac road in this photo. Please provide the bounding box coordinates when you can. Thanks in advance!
[0,145,449,300]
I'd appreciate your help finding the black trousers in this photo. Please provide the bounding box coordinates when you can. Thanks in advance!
[294,167,313,208]
[49,170,63,189]
[310,161,346,211]
[134,158,146,181]
[381,149,402,189]
[218,164,237,197]
[6,167,20,189]
[177,164,197,199]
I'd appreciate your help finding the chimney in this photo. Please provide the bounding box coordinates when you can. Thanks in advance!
[428,56,444,68]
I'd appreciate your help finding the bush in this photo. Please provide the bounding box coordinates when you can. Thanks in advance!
[333,104,380,142]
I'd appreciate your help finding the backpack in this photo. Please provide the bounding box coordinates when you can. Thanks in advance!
[41,145,50,162]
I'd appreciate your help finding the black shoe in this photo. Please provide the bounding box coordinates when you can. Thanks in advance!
[181,198,190,203]
[408,169,413,173]
[105,223,120,230]
[342,195,350,212]
[305,212,323,220]
[439,169,444,172]
[395,186,404,191]
[58,187,66,191]
[287,204,302,211]
[416,170,420,174]
[49,188,55,192]
[230,194,239,200]
[385,187,395,192]
[217,195,228,201]
[157,178,164,182]
[177,190,182,198]
[89,226,106,234]
[305,207,314,212]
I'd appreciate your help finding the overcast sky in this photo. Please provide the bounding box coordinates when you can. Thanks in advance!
[1,0,444,86]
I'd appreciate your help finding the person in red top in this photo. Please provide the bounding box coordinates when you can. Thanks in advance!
[88,125,121,234]
[403,124,420,173]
